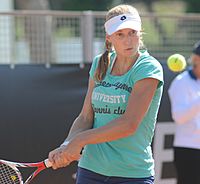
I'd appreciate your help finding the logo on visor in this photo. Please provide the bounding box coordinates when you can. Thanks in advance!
[120,16,126,21]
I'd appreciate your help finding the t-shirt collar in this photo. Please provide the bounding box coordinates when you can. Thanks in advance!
[188,69,197,80]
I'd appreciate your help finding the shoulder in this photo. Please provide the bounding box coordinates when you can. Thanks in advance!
[135,50,163,72]
[133,50,163,77]
[91,51,115,65]
[171,71,189,86]
[168,71,189,93]
[129,50,163,88]
[91,54,102,65]
[89,54,103,80]
[89,53,103,72]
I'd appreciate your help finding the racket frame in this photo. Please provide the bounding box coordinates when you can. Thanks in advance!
[0,159,51,184]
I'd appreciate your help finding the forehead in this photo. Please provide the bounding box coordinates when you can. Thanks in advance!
[115,28,137,33]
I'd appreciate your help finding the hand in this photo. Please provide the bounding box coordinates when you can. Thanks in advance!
[59,141,83,163]
[48,146,70,169]
[48,141,82,169]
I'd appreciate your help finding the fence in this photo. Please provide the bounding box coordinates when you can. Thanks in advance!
[0,10,200,66]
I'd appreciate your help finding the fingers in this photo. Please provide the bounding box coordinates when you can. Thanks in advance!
[48,147,65,169]
[48,142,83,170]
[48,150,57,165]
[48,147,62,165]
[51,153,70,169]
[48,147,80,170]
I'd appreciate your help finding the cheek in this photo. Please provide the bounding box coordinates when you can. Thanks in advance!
[129,37,140,50]
[111,36,140,50]
[193,64,200,72]
[196,65,200,72]
[112,40,123,50]
[133,35,140,44]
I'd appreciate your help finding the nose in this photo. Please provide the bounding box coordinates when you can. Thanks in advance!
[124,35,132,45]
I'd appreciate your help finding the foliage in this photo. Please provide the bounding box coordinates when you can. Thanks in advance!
[182,0,200,13]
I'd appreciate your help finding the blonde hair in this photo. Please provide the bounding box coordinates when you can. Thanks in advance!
[94,5,144,82]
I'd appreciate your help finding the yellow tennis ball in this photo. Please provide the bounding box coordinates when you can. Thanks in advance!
[167,54,187,72]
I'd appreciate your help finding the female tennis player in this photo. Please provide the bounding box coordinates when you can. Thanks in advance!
[49,4,163,184]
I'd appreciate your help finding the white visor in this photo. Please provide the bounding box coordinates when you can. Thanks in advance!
[104,13,141,35]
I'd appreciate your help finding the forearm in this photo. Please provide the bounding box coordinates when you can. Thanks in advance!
[72,116,138,147]
[62,114,93,145]
[72,79,158,147]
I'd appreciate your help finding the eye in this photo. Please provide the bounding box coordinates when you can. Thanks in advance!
[115,32,125,39]
[129,30,137,36]
[116,32,123,37]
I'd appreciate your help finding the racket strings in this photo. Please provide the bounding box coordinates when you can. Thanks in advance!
[0,163,21,184]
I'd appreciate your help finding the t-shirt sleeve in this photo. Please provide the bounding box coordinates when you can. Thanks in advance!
[132,59,164,88]
[89,54,101,80]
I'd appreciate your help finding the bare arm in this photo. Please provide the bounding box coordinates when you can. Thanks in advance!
[48,78,95,168]
[49,78,159,169]
[61,78,95,144]
[72,78,159,147]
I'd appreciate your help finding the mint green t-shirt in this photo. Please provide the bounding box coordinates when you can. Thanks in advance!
[78,50,163,178]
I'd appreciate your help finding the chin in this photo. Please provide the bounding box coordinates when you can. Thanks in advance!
[123,50,135,56]
[123,53,133,58]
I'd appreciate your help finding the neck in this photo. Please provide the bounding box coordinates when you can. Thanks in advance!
[118,53,139,63]
[111,52,140,76]
[117,52,139,67]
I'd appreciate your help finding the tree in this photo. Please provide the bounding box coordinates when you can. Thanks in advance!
[182,0,200,13]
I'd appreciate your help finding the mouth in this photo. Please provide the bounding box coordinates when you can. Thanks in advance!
[125,48,133,51]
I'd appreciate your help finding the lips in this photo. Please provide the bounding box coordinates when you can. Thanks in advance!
[125,48,133,51]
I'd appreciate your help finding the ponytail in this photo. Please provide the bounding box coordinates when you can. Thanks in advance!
[94,40,112,82]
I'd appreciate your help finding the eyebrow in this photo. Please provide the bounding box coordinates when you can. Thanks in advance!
[116,29,137,33]
[116,30,123,33]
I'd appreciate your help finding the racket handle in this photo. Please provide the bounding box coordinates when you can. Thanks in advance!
[44,159,52,168]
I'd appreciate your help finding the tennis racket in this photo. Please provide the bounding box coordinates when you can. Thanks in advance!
[0,159,52,184]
